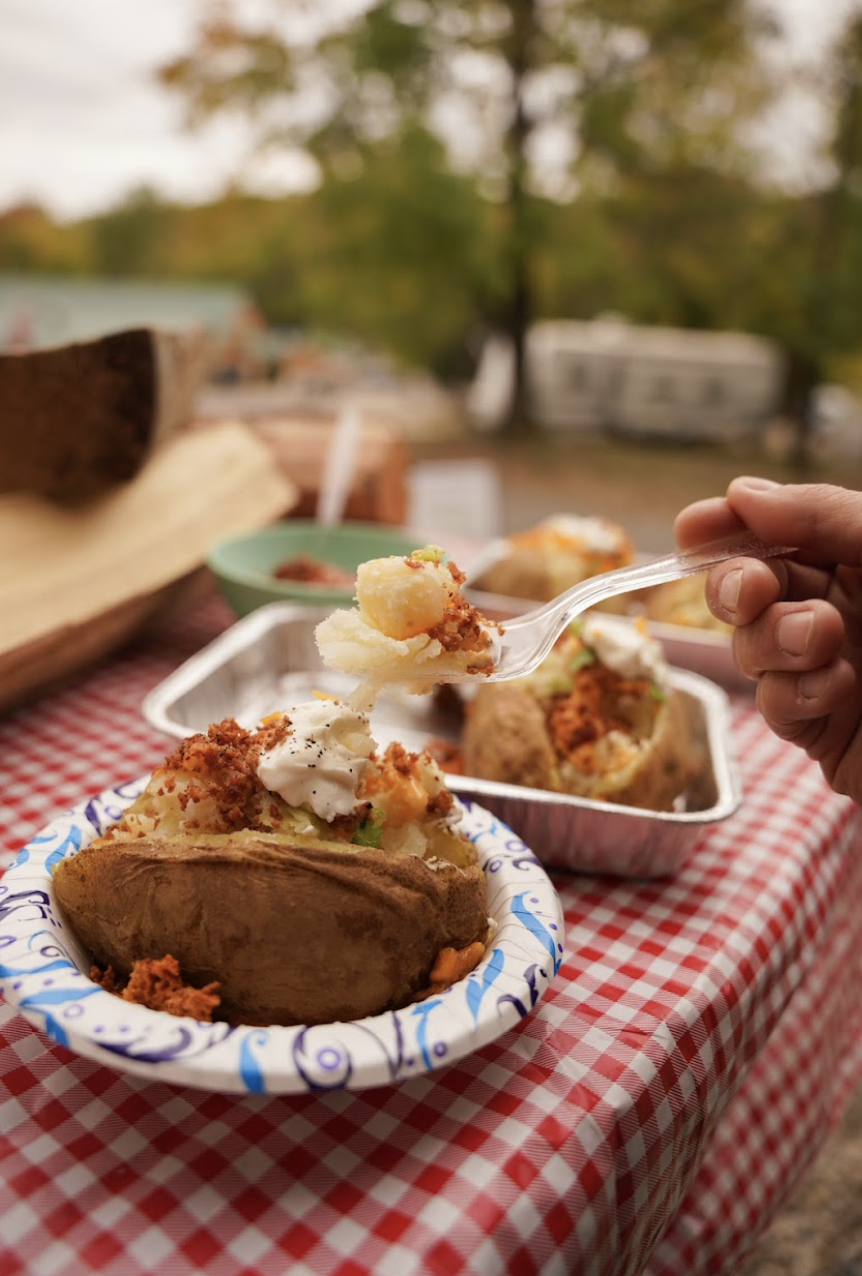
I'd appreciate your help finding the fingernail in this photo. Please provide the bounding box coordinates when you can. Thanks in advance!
[778,611,813,656]
[735,476,780,492]
[719,568,742,614]
[799,667,832,701]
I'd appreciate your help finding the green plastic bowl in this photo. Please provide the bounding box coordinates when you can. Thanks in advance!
[208,520,424,617]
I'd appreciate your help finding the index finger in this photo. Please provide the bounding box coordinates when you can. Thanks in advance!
[673,496,744,549]
[725,478,862,569]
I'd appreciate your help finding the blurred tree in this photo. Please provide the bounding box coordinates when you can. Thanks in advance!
[719,10,862,464]
[158,0,779,428]
[286,124,494,373]
[89,187,172,275]
[547,165,771,329]
[0,203,89,274]
[791,12,862,460]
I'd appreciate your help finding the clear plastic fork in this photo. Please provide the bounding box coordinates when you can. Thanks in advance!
[454,528,796,685]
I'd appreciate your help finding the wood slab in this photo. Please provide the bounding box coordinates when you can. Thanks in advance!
[0,327,208,503]
[0,420,298,715]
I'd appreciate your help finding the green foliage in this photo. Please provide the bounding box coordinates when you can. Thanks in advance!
[287,126,494,370]
[0,204,90,274]
[150,0,783,420]
[88,187,173,276]
[3,1,862,417]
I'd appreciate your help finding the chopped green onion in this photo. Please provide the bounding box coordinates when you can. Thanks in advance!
[569,647,597,675]
[352,807,386,847]
[410,545,446,564]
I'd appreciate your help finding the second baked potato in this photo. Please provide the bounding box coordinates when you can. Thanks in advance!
[462,614,693,811]
[474,514,635,603]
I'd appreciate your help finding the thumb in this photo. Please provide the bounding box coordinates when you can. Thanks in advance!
[727,478,862,568]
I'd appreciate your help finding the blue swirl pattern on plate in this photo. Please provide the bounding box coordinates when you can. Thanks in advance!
[0,781,564,1094]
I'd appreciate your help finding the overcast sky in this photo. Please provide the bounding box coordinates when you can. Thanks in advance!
[0,0,858,222]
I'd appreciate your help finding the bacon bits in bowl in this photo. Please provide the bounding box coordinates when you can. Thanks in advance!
[208,521,422,617]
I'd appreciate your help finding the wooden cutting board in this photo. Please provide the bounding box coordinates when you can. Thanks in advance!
[0,419,298,715]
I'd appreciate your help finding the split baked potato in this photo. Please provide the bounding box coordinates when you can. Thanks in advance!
[474,514,635,604]
[52,714,488,1026]
[461,614,693,811]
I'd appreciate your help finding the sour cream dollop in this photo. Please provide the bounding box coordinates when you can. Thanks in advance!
[544,514,630,556]
[256,699,377,821]
[580,615,669,685]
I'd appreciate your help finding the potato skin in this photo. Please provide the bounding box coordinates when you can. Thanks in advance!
[53,837,488,1026]
[477,548,631,611]
[461,685,558,792]
[463,683,691,812]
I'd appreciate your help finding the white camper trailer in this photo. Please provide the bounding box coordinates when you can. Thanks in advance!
[465,319,626,434]
[608,326,783,442]
[466,318,784,440]
[525,319,628,433]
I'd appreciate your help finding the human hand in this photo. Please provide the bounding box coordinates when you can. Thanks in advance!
[674,477,862,805]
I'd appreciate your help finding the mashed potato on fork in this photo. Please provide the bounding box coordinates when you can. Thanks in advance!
[316,545,502,699]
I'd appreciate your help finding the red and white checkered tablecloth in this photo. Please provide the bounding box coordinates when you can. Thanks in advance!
[2,593,861,1276]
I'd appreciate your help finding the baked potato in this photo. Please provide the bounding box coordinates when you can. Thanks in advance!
[462,613,693,811]
[53,712,488,1026]
[641,575,733,634]
[474,514,635,604]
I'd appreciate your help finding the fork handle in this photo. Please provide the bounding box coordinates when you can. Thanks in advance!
[553,528,796,624]
[633,529,796,587]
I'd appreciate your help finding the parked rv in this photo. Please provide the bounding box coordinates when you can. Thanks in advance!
[466,318,785,441]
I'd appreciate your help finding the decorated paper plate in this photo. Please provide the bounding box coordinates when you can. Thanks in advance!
[0,780,564,1095]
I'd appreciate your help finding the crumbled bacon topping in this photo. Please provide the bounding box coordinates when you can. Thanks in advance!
[400,554,501,658]
[155,718,292,832]
[546,664,653,775]
[426,591,501,655]
[92,955,221,1021]
[426,787,456,818]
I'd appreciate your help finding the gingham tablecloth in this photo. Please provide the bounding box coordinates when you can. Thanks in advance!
[2,594,861,1276]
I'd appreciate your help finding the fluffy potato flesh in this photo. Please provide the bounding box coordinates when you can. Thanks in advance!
[356,554,455,639]
[316,547,501,692]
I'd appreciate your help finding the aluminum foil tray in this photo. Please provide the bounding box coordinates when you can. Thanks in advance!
[143,602,742,879]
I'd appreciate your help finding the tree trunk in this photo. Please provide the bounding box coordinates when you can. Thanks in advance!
[782,349,821,471]
[506,198,530,431]
[501,0,537,433]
